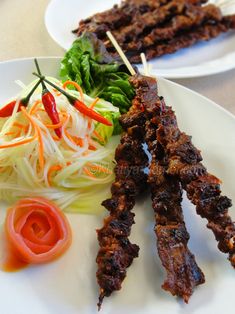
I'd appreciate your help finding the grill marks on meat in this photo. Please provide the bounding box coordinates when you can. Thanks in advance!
[130,75,204,301]
[76,0,165,38]
[112,4,222,52]
[96,103,148,309]
[140,4,222,46]
[129,15,235,62]
[130,74,235,267]
[150,147,205,301]
[156,107,235,265]
[74,0,235,63]
[105,0,204,51]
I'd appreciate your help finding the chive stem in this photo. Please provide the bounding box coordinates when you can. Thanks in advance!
[34,59,47,91]
[32,72,76,104]
[21,79,42,104]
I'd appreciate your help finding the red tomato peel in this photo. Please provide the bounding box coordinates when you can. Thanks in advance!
[4,197,72,268]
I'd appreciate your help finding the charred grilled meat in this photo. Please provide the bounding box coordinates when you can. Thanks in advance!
[107,3,223,52]
[156,105,235,266]
[73,0,235,63]
[96,102,148,309]
[129,15,235,63]
[130,75,205,301]
[129,74,235,267]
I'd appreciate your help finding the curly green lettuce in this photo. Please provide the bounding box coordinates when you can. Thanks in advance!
[60,32,135,124]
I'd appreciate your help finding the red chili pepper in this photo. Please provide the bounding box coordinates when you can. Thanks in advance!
[42,90,62,138]
[33,73,113,127]
[0,79,42,118]
[34,59,62,139]
[0,100,24,117]
[73,99,112,126]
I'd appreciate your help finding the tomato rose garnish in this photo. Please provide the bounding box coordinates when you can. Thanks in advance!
[4,197,72,266]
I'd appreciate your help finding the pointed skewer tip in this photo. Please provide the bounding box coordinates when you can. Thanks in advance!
[140,53,150,76]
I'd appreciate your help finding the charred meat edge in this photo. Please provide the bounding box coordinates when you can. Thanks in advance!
[96,101,148,309]
[130,75,205,301]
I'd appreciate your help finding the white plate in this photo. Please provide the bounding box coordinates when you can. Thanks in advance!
[44,0,235,79]
[0,57,235,314]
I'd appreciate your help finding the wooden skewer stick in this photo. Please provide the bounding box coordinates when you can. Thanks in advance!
[106,31,136,76]
[140,53,150,76]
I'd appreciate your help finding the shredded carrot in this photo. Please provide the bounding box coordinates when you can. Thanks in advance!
[47,164,63,186]
[64,129,76,144]
[47,162,73,186]
[87,162,112,174]
[0,134,36,149]
[4,132,16,136]
[52,88,61,97]
[88,144,97,151]
[88,118,92,129]
[34,108,45,113]
[29,100,42,115]
[45,120,64,129]
[13,122,27,130]
[89,97,100,109]
[52,135,61,142]
[21,106,44,169]
[88,138,98,150]
[64,129,83,147]
[24,124,29,135]
[44,112,68,129]
[63,80,84,102]
[83,167,96,178]
[15,130,21,138]
[93,130,105,143]
[60,111,68,117]
[86,98,100,129]
[3,122,28,138]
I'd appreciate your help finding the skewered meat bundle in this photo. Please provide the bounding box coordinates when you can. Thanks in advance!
[106,3,223,52]
[130,75,205,302]
[96,51,234,308]
[73,0,235,63]
[155,105,235,266]
[129,74,235,267]
[76,0,209,43]
[96,102,148,309]
[129,15,235,63]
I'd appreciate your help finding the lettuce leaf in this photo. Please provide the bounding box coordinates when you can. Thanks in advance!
[60,32,135,128]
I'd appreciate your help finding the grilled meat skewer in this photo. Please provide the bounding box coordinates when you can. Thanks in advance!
[130,75,205,301]
[73,0,235,63]
[75,0,167,38]
[129,74,234,266]
[106,3,221,52]
[76,0,208,40]
[156,105,235,266]
[96,103,148,309]
[151,164,205,302]
[121,4,222,50]
[127,15,235,63]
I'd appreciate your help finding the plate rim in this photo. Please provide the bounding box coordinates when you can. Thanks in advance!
[0,56,235,314]
[44,0,235,79]
[0,56,235,122]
